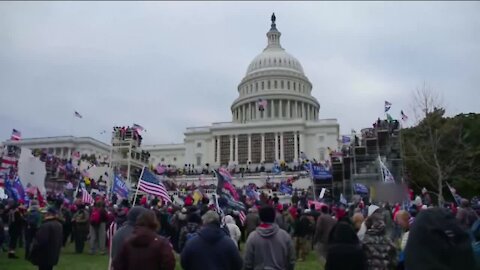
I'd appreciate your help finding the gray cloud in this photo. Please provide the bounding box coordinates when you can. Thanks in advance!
[1,2,479,145]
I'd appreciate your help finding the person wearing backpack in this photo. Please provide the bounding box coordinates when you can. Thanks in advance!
[25,200,42,260]
[178,213,201,252]
[89,201,108,255]
[72,203,89,254]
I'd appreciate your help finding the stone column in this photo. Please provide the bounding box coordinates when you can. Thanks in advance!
[234,135,239,162]
[280,132,284,161]
[271,100,275,119]
[243,104,247,123]
[302,103,306,120]
[274,132,279,161]
[229,135,233,162]
[247,134,252,162]
[294,132,298,161]
[279,100,283,118]
[216,136,221,163]
[60,148,65,159]
[294,101,298,118]
[261,133,265,162]
[287,100,291,118]
[299,132,305,157]
[67,148,72,159]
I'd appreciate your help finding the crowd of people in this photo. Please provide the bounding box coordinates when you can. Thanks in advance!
[2,189,480,270]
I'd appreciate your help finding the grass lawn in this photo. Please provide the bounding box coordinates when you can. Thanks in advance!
[1,243,323,270]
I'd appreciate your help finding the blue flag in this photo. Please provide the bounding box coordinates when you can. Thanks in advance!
[342,135,351,144]
[14,177,26,201]
[112,175,129,198]
[272,162,281,174]
[279,182,293,195]
[308,162,332,180]
[4,178,18,201]
[354,183,369,194]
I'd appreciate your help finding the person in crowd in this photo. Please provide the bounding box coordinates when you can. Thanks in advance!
[89,200,108,255]
[60,203,73,247]
[113,210,175,270]
[72,203,89,254]
[110,206,148,261]
[245,207,260,237]
[178,211,202,252]
[357,204,380,241]
[352,212,365,233]
[362,212,397,270]
[28,207,63,270]
[224,215,242,248]
[181,210,243,270]
[244,205,295,270]
[274,204,287,231]
[308,204,320,225]
[325,222,366,270]
[405,207,475,270]
[25,200,42,259]
[294,208,313,261]
[313,205,336,263]
[456,198,479,231]
[395,210,411,270]
[7,202,23,259]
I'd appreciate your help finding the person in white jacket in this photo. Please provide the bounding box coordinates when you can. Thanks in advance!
[224,215,241,248]
[357,204,380,241]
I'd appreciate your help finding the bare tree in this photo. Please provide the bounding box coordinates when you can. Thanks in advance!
[411,81,444,124]
[404,83,464,206]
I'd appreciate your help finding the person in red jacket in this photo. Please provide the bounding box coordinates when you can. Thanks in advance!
[113,210,175,270]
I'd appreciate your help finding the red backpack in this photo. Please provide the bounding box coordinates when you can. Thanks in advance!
[90,209,101,225]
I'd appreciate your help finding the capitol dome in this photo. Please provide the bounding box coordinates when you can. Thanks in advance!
[231,14,320,123]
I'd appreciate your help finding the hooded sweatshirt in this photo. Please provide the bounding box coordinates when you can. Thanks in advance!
[244,223,295,270]
[111,206,149,260]
[113,227,175,270]
[181,224,243,270]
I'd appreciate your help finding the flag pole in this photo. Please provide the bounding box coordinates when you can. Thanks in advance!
[132,166,145,207]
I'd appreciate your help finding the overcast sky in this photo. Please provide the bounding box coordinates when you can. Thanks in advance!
[1,1,479,145]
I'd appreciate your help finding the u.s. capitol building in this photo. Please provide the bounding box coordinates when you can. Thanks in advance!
[3,15,340,173]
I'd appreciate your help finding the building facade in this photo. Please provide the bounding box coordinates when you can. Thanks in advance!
[150,15,339,169]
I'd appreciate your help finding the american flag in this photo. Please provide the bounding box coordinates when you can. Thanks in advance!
[384,101,392,112]
[239,211,246,226]
[11,129,21,141]
[257,99,267,111]
[81,188,94,205]
[138,167,171,203]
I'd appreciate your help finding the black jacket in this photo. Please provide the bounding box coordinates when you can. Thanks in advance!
[181,224,243,270]
[29,217,63,266]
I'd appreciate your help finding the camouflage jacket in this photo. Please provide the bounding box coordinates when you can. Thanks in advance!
[362,223,397,270]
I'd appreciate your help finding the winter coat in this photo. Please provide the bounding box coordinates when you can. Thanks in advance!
[113,227,175,270]
[111,206,149,260]
[294,214,312,237]
[362,214,397,270]
[181,224,243,270]
[314,213,337,245]
[178,222,200,251]
[225,215,241,246]
[72,209,90,235]
[325,222,367,270]
[245,212,260,236]
[244,223,295,270]
[29,217,63,267]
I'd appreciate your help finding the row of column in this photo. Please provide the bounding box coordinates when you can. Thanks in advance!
[215,132,305,164]
[234,100,318,122]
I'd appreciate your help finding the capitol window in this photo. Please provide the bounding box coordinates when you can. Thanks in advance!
[293,82,296,90]
[173,157,177,161]
[161,158,165,162]
[197,142,202,148]
[262,81,264,90]
[255,82,258,91]
[281,80,284,89]
[287,81,290,89]
[268,81,271,89]
[274,80,278,88]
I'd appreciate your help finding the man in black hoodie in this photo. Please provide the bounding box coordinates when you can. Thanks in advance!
[181,210,242,270]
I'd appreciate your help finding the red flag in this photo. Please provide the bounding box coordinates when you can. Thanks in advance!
[37,187,46,207]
